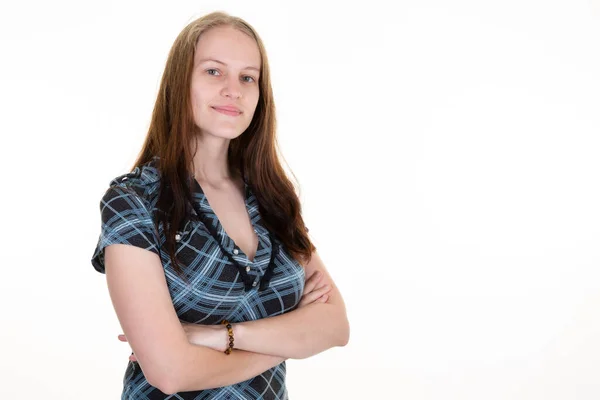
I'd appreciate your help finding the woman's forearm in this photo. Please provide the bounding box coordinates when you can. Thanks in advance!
[233,302,349,359]
[161,344,286,394]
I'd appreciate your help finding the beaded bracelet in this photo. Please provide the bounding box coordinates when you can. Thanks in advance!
[221,320,234,355]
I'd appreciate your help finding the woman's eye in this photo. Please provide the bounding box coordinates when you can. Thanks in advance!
[206,69,255,83]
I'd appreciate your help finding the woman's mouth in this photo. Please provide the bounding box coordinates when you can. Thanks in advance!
[211,107,242,117]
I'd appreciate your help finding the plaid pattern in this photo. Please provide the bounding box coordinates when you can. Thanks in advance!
[91,157,305,399]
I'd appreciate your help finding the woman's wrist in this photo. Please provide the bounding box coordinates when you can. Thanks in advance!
[221,320,235,354]
[230,322,245,352]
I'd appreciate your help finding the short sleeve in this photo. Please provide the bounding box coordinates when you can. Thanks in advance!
[91,185,161,274]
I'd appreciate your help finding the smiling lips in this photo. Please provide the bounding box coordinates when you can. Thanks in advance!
[212,105,242,116]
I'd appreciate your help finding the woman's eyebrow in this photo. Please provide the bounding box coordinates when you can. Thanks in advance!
[198,58,260,72]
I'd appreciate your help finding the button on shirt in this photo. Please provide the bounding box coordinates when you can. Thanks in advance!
[91,156,305,399]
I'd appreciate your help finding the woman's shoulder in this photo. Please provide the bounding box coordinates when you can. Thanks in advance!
[108,156,160,186]
[102,156,162,209]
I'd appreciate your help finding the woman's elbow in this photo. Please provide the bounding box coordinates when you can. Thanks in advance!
[145,366,180,395]
[151,367,188,395]
[151,346,216,394]
[143,346,190,394]
[154,380,177,396]
[337,316,350,347]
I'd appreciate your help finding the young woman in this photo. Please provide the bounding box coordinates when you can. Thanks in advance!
[91,11,349,399]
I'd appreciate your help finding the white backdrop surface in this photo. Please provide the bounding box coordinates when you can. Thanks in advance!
[1,1,599,399]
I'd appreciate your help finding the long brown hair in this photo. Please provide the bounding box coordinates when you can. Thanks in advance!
[131,11,315,278]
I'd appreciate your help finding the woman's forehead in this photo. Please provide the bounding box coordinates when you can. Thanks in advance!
[194,26,261,68]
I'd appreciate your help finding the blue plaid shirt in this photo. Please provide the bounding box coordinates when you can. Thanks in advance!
[91,156,305,399]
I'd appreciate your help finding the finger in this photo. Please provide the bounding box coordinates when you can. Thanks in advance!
[298,281,324,306]
[303,272,323,294]
[299,284,330,306]
[303,274,320,294]
[299,290,329,307]
[319,294,329,302]
[312,284,331,297]
[129,354,137,362]
[311,280,329,292]
[118,334,128,342]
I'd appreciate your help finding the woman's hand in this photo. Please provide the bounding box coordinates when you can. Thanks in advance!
[182,323,229,352]
[119,321,227,362]
[117,335,138,362]
[298,270,331,308]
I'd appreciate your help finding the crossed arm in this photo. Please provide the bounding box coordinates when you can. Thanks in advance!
[107,245,350,394]
[191,250,348,358]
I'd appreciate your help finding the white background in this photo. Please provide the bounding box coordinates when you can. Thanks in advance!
[1,1,599,399]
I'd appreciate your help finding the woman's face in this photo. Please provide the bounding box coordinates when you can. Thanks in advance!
[190,25,261,140]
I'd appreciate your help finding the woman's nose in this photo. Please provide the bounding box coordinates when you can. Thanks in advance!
[221,75,242,99]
